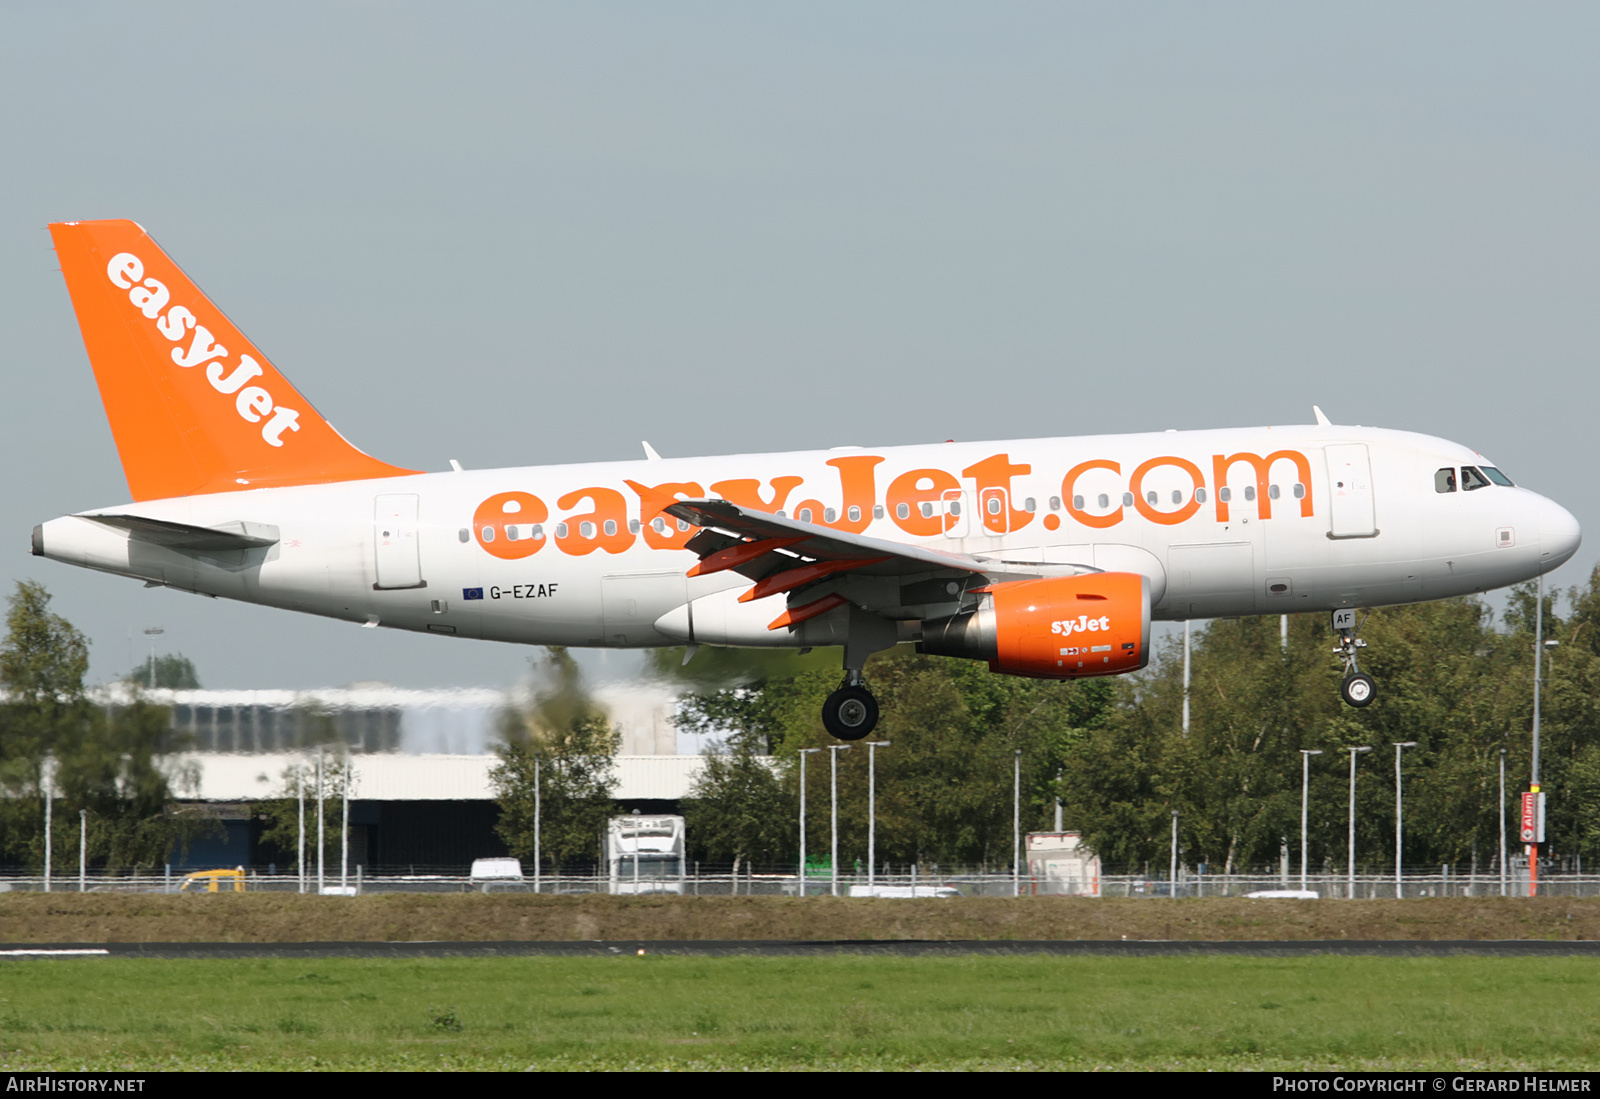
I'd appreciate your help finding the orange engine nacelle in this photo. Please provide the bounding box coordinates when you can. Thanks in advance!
[917,572,1150,679]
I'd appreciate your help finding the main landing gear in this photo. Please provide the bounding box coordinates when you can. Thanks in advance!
[822,673,879,741]
[1333,608,1376,708]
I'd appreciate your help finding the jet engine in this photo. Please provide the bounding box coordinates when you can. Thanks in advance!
[918,572,1150,678]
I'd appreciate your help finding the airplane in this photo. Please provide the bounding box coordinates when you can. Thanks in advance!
[33,220,1583,740]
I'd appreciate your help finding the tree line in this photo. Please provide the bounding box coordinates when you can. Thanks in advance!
[2,570,1591,879]
[523,573,1600,876]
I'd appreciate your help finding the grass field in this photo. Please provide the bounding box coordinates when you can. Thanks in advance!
[2,954,1598,1070]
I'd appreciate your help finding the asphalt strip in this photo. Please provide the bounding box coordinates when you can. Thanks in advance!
[4,940,1600,959]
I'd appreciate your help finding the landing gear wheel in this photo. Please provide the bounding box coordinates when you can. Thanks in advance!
[1341,673,1376,708]
[822,685,879,741]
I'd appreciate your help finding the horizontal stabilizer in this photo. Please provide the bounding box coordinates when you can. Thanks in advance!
[84,514,280,551]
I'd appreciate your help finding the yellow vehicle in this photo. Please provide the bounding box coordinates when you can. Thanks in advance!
[179,868,247,893]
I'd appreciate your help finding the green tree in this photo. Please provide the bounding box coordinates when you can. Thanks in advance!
[0,581,211,870]
[683,739,793,868]
[491,648,619,871]
[123,653,201,689]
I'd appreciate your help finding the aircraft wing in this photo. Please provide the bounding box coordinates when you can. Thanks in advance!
[654,492,1092,629]
[664,497,994,578]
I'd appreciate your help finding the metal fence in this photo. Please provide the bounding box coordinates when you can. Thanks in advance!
[0,863,1588,898]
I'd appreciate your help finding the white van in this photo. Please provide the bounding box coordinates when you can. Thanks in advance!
[469,858,525,892]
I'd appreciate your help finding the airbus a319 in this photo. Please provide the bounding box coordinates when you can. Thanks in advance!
[34,221,1582,739]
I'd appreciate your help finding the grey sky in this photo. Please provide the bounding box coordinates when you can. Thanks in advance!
[2,3,1595,689]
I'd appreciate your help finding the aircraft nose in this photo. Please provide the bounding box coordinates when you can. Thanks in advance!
[1536,496,1582,572]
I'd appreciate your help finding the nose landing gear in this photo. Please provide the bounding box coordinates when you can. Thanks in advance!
[1333,608,1375,708]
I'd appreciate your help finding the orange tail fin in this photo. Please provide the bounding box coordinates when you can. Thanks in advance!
[49,220,416,501]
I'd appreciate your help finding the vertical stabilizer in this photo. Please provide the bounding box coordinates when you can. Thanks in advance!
[49,219,416,500]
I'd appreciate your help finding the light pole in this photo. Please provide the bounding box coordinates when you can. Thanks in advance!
[1301,749,1324,892]
[142,626,164,688]
[1498,748,1507,897]
[1170,810,1179,899]
[1182,620,1191,737]
[866,742,890,893]
[1530,573,1545,897]
[1394,741,1418,898]
[316,750,325,895]
[42,755,52,894]
[297,761,306,894]
[798,748,820,896]
[1347,746,1371,899]
[341,760,352,892]
[1013,750,1022,898]
[829,744,850,897]
[533,752,541,895]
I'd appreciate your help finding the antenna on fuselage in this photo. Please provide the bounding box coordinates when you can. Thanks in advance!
[1312,406,1332,427]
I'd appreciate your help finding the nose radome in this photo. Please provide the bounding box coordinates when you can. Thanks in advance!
[1537,496,1582,571]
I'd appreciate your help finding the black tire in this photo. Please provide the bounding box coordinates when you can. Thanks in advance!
[1341,672,1376,708]
[822,685,879,740]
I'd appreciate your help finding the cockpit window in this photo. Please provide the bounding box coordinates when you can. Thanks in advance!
[1482,467,1514,486]
[1434,468,1457,494]
[1460,466,1491,491]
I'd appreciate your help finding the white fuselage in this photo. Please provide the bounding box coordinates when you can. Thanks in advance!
[35,423,1581,650]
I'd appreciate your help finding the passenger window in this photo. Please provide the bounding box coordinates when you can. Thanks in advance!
[897,503,910,520]
[1195,488,1207,504]
[873,505,885,519]
[1292,483,1305,499]
[1146,491,1157,505]
[1170,490,1183,505]
[1244,486,1256,502]
[824,508,837,522]
[986,497,1002,515]
[1048,496,1061,512]
[847,506,861,522]
[1072,495,1085,510]
[1097,494,1109,509]
[1122,492,1134,507]
[1435,468,1457,493]
[1024,497,1036,512]
[1268,484,1280,500]
[1219,487,1231,503]
[1461,466,1491,492]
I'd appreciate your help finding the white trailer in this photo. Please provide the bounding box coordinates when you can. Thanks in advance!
[1025,832,1102,896]
[606,815,686,895]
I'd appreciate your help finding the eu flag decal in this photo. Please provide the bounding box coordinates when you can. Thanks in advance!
[463,587,484,600]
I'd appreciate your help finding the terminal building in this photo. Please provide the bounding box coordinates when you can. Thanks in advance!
[109,682,711,872]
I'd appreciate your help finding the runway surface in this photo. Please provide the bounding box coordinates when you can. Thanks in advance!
[5,940,1600,959]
